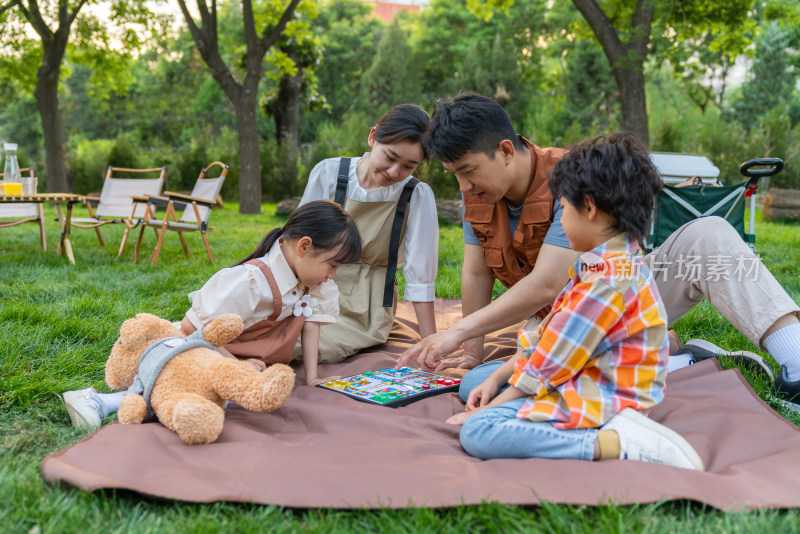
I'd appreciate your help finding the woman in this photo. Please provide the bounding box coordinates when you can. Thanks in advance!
[297,103,438,363]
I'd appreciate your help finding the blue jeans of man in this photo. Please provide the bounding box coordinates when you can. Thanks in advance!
[458,361,597,460]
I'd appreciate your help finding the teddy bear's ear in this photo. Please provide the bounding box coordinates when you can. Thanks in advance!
[202,314,244,346]
[106,346,137,390]
[106,332,139,390]
[106,314,179,389]
[119,313,179,351]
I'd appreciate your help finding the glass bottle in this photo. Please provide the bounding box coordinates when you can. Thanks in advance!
[3,143,21,195]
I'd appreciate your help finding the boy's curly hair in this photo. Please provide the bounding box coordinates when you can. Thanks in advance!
[549,132,663,240]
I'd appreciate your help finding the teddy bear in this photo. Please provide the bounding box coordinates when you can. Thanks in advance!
[105,312,295,445]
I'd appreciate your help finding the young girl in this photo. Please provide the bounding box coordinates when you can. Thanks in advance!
[298,103,439,364]
[63,200,362,429]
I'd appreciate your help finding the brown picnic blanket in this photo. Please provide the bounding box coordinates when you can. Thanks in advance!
[42,299,800,510]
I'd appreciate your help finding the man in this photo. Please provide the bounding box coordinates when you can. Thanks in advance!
[396,92,800,401]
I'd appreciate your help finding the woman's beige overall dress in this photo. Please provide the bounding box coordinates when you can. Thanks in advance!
[294,157,418,364]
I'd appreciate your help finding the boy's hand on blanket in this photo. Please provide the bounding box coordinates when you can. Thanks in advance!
[307,375,340,387]
[466,381,500,411]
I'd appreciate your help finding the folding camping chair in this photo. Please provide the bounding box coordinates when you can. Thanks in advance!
[648,154,784,252]
[0,168,46,250]
[122,161,228,266]
[70,166,166,251]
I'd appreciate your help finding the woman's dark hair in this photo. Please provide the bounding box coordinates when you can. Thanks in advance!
[549,132,663,240]
[424,92,524,163]
[373,104,431,161]
[237,200,362,266]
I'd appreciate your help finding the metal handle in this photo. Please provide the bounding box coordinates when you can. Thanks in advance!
[740,158,784,178]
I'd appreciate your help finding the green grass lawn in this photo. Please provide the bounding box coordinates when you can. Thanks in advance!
[2,201,800,532]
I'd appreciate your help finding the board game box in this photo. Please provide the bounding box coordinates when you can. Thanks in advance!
[316,367,461,407]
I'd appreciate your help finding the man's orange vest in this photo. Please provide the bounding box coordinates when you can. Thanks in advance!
[463,138,566,295]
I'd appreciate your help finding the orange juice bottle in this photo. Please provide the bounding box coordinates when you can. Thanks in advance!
[3,143,21,195]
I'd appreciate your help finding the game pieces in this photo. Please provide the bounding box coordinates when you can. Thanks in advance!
[316,367,461,407]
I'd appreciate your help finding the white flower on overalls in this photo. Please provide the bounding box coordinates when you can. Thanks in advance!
[293,295,318,317]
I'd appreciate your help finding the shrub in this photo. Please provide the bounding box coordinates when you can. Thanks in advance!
[423,159,459,201]
[206,126,240,201]
[306,113,369,167]
[66,136,114,194]
[649,108,686,153]
[261,138,301,201]
[302,112,459,200]
[747,104,800,189]
[688,111,748,185]
[174,144,212,192]
[107,134,140,169]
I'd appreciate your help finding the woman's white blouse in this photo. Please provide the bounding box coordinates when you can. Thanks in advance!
[300,154,438,302]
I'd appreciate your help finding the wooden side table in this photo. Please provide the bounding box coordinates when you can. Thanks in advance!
[0,193,85,264]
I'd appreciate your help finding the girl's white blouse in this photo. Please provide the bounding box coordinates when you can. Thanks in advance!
[185,240,339,331]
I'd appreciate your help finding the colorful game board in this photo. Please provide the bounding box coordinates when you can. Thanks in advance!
[317,367,461,407]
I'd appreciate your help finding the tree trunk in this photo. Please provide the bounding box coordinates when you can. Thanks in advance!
[207,60,264,214]
[612,63,649,147]
[176,0,302,214]
[206,71,265,214]
[572,0,653,147]
[272,69,302,199]
[274,70,301,156]
[34,34,69,192]
[233,94,262,214]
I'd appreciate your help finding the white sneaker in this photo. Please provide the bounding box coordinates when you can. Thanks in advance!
[62,387,104,429]
[603,408,704,471]
[667,351,695,373]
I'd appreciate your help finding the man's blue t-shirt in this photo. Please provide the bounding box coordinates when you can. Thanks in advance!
[462,195,571,250]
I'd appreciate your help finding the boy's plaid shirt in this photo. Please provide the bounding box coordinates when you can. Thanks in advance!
[509,234,668,429]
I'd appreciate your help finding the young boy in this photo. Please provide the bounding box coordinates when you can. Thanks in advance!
[400,93,798,403]
[446,132,704,470]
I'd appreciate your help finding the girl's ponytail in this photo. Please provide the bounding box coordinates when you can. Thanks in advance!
[237,227,284,266]
[236,200,361,266]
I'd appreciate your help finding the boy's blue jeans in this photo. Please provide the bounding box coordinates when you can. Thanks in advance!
[457,361,597,460]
